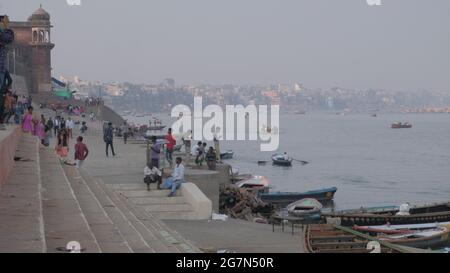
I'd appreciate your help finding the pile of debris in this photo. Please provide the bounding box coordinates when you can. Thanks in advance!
[219,184,274,222]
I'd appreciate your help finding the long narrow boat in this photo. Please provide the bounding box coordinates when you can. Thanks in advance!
[304,224,409,253]
[260,187,337,207]
[377,226,450,249]
[354,221,450,234]
[322,201,450,226]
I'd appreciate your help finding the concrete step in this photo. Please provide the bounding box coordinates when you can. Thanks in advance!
[79,170,174,253]
[113,189,181,198]
[0,135,45,253]
[38,147,101,253]
[61,165,134,253]
[129,196,186,205]
[88,174,199,253]
[143,203,194,213]
[149,211,199,220]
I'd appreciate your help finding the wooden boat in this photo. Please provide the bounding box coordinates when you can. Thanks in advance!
[235,175,270,192]
[260,187,337,207]
[354,221,450,235]
[220,150,234,160]
[272,154,293,166]
[391,122,412,129]
[322,201,450,226]
[378,226,450,249]
[287,198,323,217]
[304,224,409,253]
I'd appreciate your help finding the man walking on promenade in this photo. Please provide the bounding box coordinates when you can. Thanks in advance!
[0,16,14,130]
[103,122,116,157]
[66,117,75,139]
[74,136,89,168]
[163,157,185,197]
[121,121,129,144]
[165,128,176,167]
[53,116,60,136]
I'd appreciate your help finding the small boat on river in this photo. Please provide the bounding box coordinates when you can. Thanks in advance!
[391,122,412,129]
[272,154,293,166]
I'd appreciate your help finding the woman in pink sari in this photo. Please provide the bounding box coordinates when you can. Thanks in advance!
[22,106,34,133]
[36,116,46,142]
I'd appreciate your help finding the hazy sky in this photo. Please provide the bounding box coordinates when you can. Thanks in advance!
[2,0,450,90]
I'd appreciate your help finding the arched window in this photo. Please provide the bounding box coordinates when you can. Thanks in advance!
[46,30,51,43]
[33,31,38,42]
[39,30,44,42]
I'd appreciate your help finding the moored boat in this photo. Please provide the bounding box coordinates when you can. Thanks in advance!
[377,225,450,249]
[287,198,323,217]
[304,224,408,253]
[322,201,450,226]
[272,154,293,166]
[260,187,337,207]
[220,150,234,160]
[235,175,270,192]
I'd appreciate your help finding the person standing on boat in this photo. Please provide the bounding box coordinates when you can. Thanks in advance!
[283,152,289,160]
[164,128,176,167]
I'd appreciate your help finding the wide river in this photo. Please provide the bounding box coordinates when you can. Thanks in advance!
[124,112,450,210]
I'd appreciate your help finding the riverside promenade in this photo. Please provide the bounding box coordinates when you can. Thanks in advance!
[0,106,305,253]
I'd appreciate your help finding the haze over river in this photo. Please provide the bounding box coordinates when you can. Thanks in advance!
[124,112,450,210]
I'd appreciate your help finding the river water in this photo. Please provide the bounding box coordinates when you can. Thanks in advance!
[124,112,450,210]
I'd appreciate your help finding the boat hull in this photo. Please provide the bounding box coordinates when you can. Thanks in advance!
[323,202,450,226]
[260,187,337,207]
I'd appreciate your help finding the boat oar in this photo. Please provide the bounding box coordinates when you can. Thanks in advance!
[292,159,309,165]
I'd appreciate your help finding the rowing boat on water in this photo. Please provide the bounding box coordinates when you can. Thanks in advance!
[271,154,293,166]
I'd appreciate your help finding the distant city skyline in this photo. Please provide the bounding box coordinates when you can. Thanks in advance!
[3,0,450,91]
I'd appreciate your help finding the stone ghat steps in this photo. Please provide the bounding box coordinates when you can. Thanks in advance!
[0,133,200,253]
[108,184,199,220]
[0,134,45,253]
[89,174,199,253]
[39,147,101,253]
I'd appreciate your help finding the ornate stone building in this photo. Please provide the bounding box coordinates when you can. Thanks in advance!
[7,6,54,93]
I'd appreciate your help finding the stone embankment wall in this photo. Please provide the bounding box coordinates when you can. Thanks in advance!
[0,128,22,191]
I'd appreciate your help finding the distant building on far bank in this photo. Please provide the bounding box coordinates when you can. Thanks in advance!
[7,5,54,93]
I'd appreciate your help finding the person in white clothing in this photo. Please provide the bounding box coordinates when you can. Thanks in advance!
[66,118,75,139]
[144,163,163,191]
[53,117,60,136]
[163,157,185,197]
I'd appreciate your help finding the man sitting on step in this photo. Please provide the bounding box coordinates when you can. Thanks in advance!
[162,157,185,197]
[143,162,162,191]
